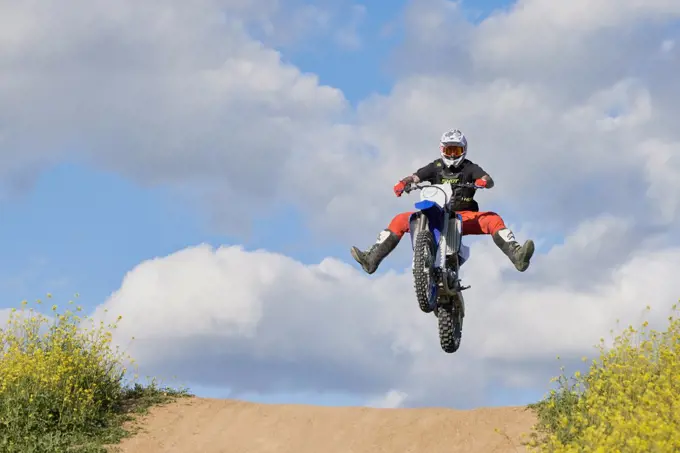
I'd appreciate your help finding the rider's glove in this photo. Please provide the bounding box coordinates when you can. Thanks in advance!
[394,175,418,197]
[393,181,407,197]
[474,178,488,188]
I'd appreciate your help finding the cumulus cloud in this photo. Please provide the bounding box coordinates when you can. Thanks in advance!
[367,389,408,408]
[340,0,680,247]
[660,39,676,54]
[640,139,680,225]
[91,224,680,407]
[93,244,429,395]
[0,0,356,235]
[473,0,680,67]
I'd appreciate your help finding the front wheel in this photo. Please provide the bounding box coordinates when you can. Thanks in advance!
[437,302,463,353]
[412,230,436,313]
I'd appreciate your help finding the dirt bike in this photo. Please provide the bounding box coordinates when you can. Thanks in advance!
[403,181,485,354]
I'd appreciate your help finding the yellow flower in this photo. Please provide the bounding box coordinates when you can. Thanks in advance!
[529,301,680,452]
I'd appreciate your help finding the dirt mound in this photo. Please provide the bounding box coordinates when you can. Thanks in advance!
[116,397,537,453]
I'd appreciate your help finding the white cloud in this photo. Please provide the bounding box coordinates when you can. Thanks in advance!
[472,0,680,72]
[640,139,680,225]
[346,73,671,243]
[661,39,675,54]
[91,220,680,407]
[94,243,437,400]
[333,4,366,50]
[0,0,352,233]
[341,1,680,244]
[367,389,408,408]
[250,0,368,51]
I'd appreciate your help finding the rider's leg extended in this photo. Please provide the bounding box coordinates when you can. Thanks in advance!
[350,211,412,274]
[459,211,535,272]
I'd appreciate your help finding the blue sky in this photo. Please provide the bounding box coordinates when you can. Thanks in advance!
[276,0,515,104]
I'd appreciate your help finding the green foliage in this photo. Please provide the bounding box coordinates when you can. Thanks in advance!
[0,296,191,453]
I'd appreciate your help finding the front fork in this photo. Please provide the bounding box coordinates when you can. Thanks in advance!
[440,213,470,313]
[439,211,455,298]
[410,210,468,303]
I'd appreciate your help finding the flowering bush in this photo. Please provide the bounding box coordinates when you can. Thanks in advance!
[0,296,189,453]
[528,302,680,452]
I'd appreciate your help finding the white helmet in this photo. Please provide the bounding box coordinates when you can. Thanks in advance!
[439,129,468,167]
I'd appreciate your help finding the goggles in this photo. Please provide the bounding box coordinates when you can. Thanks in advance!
[442,144,465,158]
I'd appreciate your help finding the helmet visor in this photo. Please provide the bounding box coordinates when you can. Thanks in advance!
[442,144,465,158]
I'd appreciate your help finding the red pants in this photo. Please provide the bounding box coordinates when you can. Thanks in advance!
[387,210,506,238]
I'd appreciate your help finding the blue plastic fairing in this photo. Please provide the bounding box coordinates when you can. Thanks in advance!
[414,200,437,211]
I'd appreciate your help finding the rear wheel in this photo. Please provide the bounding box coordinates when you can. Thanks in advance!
[437,301,463,353]
[412,230,436,313]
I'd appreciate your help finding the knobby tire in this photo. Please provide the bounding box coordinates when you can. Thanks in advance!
[437,303,462,353]
[412,230,436,314]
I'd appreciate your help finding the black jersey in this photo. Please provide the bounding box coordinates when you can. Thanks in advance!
[414,158,488,212]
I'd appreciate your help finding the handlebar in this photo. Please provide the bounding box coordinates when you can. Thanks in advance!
[403,181,483,194]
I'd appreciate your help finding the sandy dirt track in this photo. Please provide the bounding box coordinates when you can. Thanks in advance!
[115,397,538,453]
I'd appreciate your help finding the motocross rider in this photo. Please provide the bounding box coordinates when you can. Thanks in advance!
[350,129,535,274]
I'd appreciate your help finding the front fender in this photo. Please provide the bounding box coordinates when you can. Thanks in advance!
[414,200,437,211]
[408,204,444,250]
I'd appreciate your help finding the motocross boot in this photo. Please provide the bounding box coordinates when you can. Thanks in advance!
[350,229,400,275]
[492,228,535,272]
